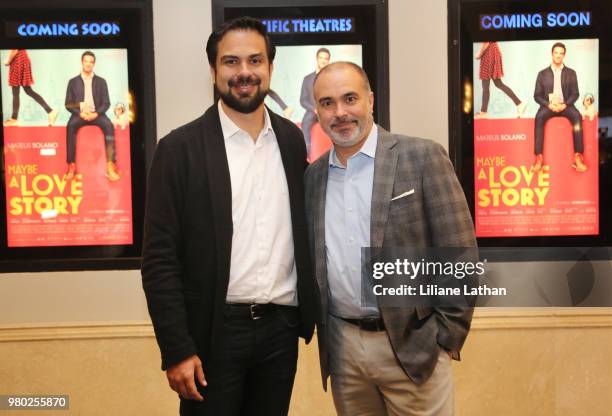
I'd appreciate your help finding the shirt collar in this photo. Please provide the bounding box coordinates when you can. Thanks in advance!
[329,123,378,168]
[218,100,273,141]
[551,64,564,72]
[81,72,94,81]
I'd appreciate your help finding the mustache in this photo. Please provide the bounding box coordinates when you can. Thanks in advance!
[228,75,262,88]
[330,117,358,129]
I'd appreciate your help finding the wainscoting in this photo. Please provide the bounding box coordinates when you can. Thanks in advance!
[1,309,611,415]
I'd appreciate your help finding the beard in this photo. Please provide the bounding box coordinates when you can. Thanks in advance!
[325,115,370,148]
[217,74,268,114]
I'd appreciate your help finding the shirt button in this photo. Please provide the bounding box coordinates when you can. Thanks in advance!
[348,208,353,213]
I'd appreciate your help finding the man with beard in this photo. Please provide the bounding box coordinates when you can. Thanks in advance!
[305,62,476,415]
[141,17,316,416]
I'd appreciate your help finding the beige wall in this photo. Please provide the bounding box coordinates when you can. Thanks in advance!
[2,310,611,415]
[389,0,449,145]
[1,0,611,415]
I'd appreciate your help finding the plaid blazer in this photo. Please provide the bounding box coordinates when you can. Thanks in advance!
[305,126,477,389]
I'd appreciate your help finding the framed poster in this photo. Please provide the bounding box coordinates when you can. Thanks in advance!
[448,0,612,258]
[0,0,156,271]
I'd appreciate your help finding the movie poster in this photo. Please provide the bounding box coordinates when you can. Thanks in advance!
[1,49,133,247]
[472,39,598,237]
[265,44,362,161]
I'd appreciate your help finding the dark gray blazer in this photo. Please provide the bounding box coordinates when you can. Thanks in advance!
[305,126,477,389]
[534,66,579,108]
[65,74,110,117]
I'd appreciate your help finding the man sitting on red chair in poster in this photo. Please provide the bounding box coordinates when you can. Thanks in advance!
[64,50,120,181]
[532,42,587,173]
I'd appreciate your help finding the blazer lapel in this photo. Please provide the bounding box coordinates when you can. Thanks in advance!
[561,67,569,100]
[200,104,233,294]
[312,159,329,296]
[371,127,398,248]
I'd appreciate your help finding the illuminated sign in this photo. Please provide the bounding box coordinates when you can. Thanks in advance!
[261,18,354,34]
[480,12,591,30]
[10,22,120,37]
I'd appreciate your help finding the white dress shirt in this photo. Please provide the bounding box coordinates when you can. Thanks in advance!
[551,64,565,104]
[81,72,95,112]
[218,100,298,306]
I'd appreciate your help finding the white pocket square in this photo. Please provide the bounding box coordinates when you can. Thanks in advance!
[391,189,415,201]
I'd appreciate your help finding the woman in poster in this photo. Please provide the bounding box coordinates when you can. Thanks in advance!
[475,42,526,119]
[3,49,58,127]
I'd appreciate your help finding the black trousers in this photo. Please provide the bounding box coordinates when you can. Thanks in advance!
[179,305,299,416]
[11,86,52,119]
[66,114,115,163]
[301,110,317,155]
[481,78,521,112]
[534,105,583,155]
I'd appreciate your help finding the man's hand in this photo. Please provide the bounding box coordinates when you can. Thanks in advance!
[79,112,99,121]
[548,103,566,113]
[166,355,207,401]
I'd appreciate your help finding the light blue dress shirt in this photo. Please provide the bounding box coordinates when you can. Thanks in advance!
[325,124,380,318]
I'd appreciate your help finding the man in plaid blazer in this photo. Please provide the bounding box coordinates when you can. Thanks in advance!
[304,62,476,415]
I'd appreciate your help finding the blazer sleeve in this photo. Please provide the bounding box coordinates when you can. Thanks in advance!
[65,79,81,116]
[421,142,477,355]
[533,71,549,108]
[565,69,579,106]
[96,77,111,115]
[141,137,197,370]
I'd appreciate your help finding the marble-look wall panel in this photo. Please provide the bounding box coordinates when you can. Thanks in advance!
[1,320,611,416]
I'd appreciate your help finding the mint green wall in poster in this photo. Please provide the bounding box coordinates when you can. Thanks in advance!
[1,49,129,126]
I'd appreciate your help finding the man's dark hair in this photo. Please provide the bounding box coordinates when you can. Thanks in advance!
[81,50,96,62]
[551,42,566,53]
[206,16,275,67]
[316,47,331,58]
